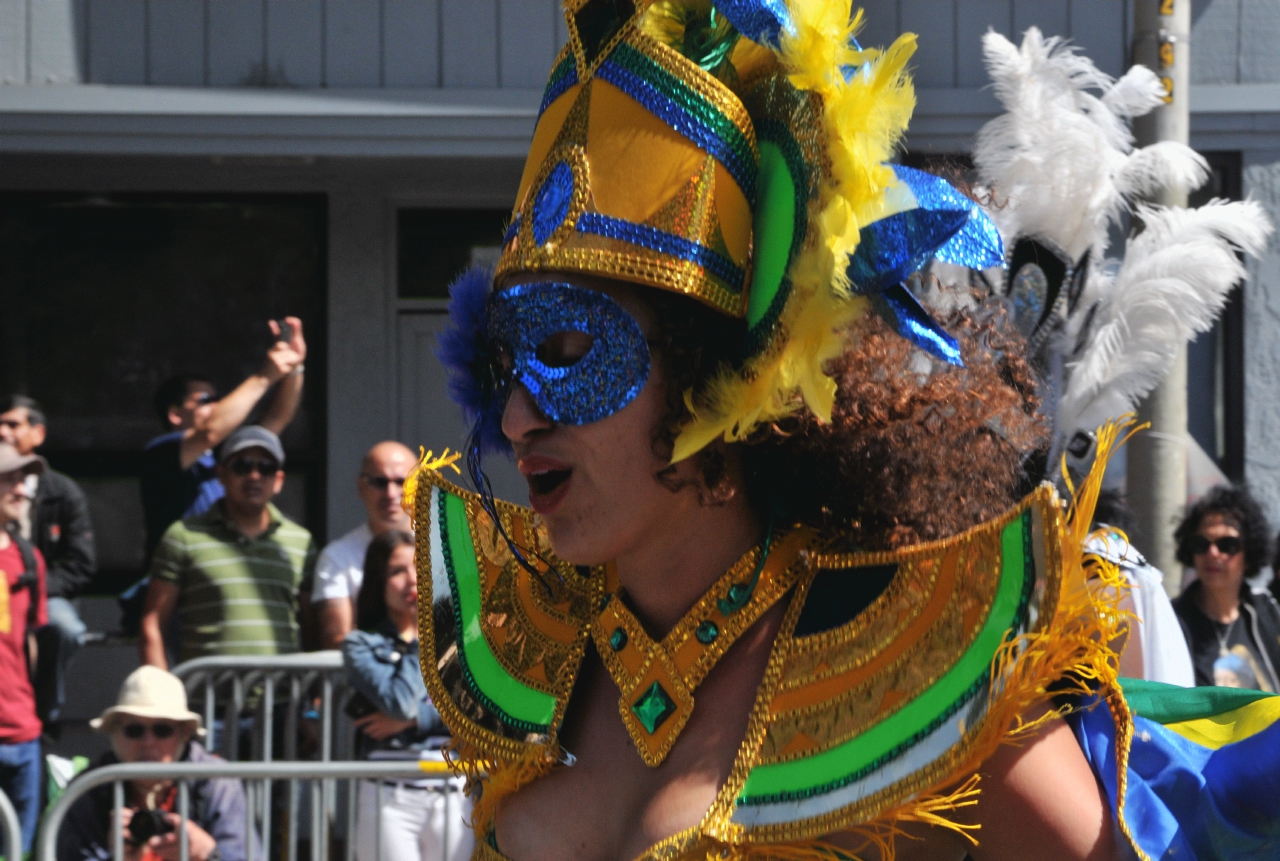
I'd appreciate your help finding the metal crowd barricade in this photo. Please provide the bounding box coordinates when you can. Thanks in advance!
[36,760,470,861]
[0,788,21,861]
[171,652,353,763]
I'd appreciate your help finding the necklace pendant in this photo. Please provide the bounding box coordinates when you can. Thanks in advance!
[616,649,696,767]
[590,528,810,768]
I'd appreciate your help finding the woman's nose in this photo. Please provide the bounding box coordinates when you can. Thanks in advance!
[501,384,554,443]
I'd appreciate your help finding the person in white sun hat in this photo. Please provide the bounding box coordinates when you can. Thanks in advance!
[57,666,251,861]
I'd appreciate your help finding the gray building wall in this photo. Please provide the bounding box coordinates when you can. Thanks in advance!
[1244,155,1280,525]
[5,0,1280,532]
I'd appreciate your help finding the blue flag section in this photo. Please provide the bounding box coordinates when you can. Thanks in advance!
[1069,679,1280,860]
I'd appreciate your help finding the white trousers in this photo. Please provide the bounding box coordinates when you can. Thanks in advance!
[355,779,474,861]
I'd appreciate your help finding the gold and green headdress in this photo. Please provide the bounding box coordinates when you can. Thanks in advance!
[493,0,1001,461]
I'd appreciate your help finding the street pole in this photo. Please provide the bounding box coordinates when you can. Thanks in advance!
[1128,0,1191,595]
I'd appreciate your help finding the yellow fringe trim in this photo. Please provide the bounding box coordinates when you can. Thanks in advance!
[400,447,462,522]
[672,2,917,462]
[443,738,557,843]
[721,773,982,861]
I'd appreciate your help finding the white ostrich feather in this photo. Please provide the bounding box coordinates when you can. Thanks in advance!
[973,28,1207,264]
[1057,200,1273,437]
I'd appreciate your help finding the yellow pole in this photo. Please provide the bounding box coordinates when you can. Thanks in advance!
[1128,0,1192,596]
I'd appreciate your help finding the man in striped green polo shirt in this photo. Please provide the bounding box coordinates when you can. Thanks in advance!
[139,426,317,668]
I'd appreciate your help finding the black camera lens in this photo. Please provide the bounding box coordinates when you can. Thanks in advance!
[128,809,174,846]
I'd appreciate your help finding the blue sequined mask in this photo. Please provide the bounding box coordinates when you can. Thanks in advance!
[487,282,651,425]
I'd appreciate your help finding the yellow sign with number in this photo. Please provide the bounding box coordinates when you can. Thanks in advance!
[0,570,10,635]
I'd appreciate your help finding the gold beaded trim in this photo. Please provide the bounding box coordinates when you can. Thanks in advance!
[589,528,811,767]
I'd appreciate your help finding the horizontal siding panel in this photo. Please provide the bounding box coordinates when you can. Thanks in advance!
[1240,0,1280,83]
[957,0,1011,87]
[208,0,264,85]
[441,0,496,87]
[88,0,145,84]
[325,0,381,87]
[0,0,25,84]
[499,0,557,87]
[1191,0,1239,84]
[1069,0,1127,79]
[31,0,85,83]
[148,0,204,86]
[901,0,954,87]
[383,0,438,87]
[267,0,323,87]
[1013,0,1069,41]
[858,0,900,50]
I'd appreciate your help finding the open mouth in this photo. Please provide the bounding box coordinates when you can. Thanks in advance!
[528,469,571,497]
[519,456,573,514]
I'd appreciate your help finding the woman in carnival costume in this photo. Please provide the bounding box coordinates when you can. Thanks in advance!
[411,3,1280,859]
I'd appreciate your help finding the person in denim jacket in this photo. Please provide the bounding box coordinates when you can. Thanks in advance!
[341,530,469,861]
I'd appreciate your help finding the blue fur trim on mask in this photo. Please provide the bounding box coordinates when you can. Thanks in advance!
[436,266,510,454]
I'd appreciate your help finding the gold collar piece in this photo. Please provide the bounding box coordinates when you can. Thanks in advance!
[589,528,809,767]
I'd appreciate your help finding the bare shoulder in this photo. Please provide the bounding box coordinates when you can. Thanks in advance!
[823,718,1119,861]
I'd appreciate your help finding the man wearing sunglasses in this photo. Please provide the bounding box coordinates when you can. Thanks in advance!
[312,441,416,649]
[1172,485,1280,691]
[59,666,249,861]
[139,426,316,670]
[140,318,306,564]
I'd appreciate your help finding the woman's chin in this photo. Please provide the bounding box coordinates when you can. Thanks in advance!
[541,518,614,568]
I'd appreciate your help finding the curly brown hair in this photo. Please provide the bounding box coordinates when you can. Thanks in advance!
[649,292,1048,550]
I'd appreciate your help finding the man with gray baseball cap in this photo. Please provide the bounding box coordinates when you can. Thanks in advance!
[139,427,317,669]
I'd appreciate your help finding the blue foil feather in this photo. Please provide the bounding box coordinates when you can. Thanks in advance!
[878,283,964,366]
[710,0,793,48]
[846,164,1006,365]
[436,266,510,454]
[934,205,1003,270]
[892,163,1004,269]
[848,206,969,293]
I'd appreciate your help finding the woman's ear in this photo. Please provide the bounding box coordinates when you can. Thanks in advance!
[695,442,741,507]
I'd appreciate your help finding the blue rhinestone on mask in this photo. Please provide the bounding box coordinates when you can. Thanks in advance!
[487,281,651,425]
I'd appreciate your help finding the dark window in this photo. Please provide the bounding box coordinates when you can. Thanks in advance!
[0,192,327,592]
[1186,152,1244,481]
[397,208,510,299]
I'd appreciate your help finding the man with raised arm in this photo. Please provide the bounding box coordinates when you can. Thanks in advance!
[140,318,306,562]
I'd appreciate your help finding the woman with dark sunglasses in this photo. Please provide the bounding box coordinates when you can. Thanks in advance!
[1172,485,1280,690]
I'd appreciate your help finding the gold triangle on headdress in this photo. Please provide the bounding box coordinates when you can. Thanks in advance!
[550,78,593,152]
[644,155,733,262]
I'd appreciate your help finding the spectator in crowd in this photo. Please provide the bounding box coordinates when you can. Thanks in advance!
[0,394,97,727]
[314,441,417,649]
[139,426,317,668]
[1089,490,1194,686]
[0,443,49,854]
[58,666,249,861]
[140,318,306,562]
[342,530,469,861]
[1172,485,1280,690]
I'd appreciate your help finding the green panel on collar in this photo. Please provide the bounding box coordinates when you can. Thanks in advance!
[440,489,559,730]
[738,512,1031,804]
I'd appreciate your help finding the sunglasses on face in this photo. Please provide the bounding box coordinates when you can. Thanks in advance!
[362,475,407,492]
[192,393,216,406]
[122,722,178,740]
[1187,535,1244,557]
[228,457,281,477]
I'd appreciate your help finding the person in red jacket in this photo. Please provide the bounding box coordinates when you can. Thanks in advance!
[0,442,49,854]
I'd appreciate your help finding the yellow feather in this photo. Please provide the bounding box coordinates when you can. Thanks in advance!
[673,2,916,460]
